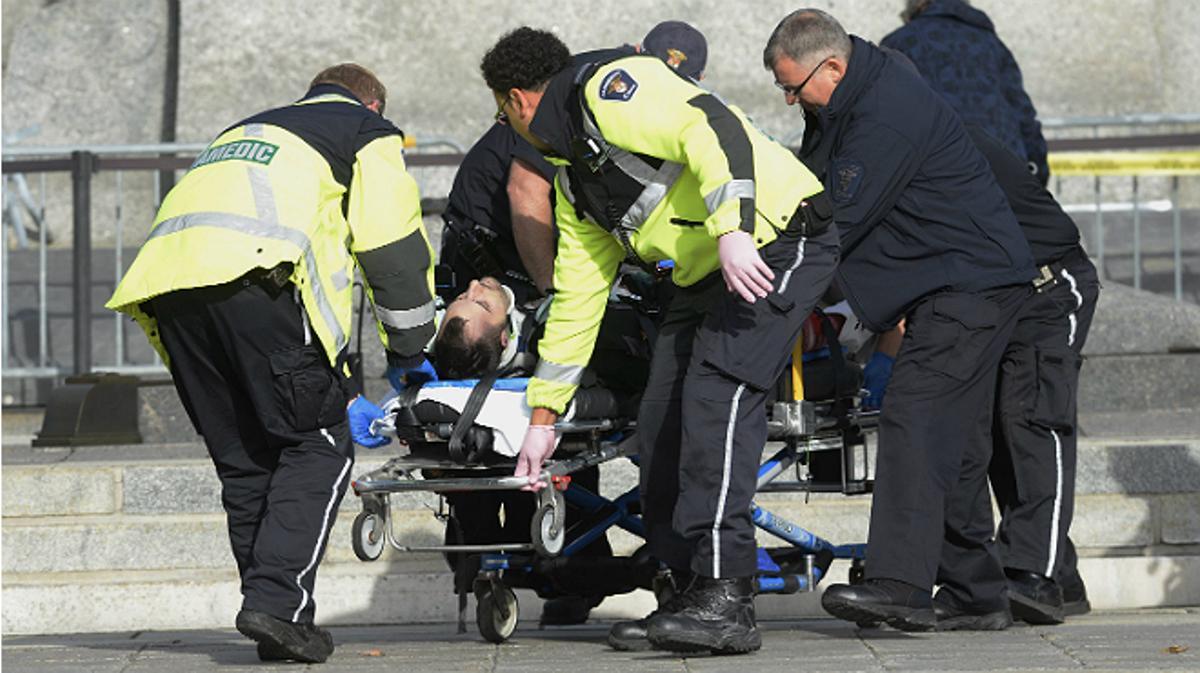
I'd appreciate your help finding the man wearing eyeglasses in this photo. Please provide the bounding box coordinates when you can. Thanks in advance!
[764,9,1036,631]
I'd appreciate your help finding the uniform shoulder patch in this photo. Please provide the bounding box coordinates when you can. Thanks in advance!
[832,158,865,203]
[599,69,639,102]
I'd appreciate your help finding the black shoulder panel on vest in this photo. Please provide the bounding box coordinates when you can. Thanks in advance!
[232,96,402,191]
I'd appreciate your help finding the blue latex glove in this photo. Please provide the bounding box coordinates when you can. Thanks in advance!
[862,352,895,411]
[347,395,391,448]
[386,357,439,393]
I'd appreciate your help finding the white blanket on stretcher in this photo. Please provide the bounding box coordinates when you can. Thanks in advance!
[382,380,574,457]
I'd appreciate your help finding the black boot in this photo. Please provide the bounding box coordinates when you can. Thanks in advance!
[821,578,935,632]
[1006,568,1065,624]
[1059,568,1091,617]
[932,590,1012,631]
[645,576,761,655]
[236,609,334,664]
[257,627,334,662]
[608,568,694,651]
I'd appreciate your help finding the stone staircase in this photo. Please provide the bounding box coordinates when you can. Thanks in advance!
[3,281,1199,635]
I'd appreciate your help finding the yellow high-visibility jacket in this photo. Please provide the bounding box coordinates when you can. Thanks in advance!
[525,53,826,413]
[107,84,436,375]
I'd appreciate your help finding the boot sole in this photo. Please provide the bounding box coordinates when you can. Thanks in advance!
[936,610,1013,631]
[607,633,654,652]
[1008,590,1065,625]
[647,628,761,655]
[821,594,936,632]
[1062,598,1091,617]
[236,611,331,664]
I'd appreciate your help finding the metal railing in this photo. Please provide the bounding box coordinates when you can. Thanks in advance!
[1,141,465,384]
[2,118,1197,387]
[1042,114,1200,302]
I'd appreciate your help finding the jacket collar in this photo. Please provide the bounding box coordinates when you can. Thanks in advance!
[299,83,365,106]
[528,46,639,160]
[800,36,886,176]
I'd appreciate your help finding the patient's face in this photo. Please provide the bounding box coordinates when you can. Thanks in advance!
[442,277,512,344]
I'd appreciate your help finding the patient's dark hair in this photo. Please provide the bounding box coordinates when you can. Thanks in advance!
[433,316,504,379]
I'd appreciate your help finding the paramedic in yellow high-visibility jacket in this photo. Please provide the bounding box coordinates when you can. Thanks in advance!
[106,64,434,664]
[480,28,839,655]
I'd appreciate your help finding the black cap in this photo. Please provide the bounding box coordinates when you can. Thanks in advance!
[642,20,708,80]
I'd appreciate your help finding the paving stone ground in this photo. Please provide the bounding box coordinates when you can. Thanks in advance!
[3,609,1198,672]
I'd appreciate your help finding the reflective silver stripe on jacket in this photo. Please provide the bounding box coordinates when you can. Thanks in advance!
[578,111,684,233]
[148,211,347,353]
[704,179,755,215]
[374,300,436,331]
[534,358,585,386]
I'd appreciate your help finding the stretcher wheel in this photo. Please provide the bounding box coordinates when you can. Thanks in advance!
[531,501,565,557]
[351,511,385,562]
[476,583,519,643]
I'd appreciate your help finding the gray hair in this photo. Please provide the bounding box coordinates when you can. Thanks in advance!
[762,8,852,70]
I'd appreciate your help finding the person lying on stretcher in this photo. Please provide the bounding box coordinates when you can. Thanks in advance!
[353,275,658,625]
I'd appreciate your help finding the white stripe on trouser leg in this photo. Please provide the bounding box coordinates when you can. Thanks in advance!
[712,383,746,578]
[777,237,808,294]
[1045,429,1064,576]
[292,455,353,621]
[1060,268,1083,347]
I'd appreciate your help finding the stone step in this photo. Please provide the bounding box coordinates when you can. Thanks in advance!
[1078,353,1200,413]
[4,489,1194,576]
[6,439,1197,521]
[3,551,1197,636]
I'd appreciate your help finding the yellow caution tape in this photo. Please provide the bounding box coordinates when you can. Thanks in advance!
[1049,150,1200,176]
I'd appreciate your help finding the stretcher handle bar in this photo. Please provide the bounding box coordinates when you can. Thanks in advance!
[354,441,633,494]
[369,416,618,439]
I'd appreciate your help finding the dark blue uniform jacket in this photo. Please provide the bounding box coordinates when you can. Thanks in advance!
[881,0,1048,182]
[799,36,1035,332]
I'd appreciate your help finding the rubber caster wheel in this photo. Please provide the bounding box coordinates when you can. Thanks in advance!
[351,511,385,561]
[530,491,565,557]
[476,583,519,643]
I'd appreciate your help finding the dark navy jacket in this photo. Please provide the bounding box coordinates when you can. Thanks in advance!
[799,36,1035,332]
[881,0,1048,183]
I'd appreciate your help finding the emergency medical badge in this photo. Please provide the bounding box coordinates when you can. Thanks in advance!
[832,159,864,203]
[600,69,639,102]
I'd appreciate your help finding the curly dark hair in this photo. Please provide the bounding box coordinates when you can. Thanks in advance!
[433,316,505,380]
[481,26,571,93]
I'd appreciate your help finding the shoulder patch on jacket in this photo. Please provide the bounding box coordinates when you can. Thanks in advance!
[599,69,638,102]
[832,159,865,203]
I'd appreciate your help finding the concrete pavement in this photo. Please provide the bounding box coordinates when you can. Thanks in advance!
[3,610,1198,672]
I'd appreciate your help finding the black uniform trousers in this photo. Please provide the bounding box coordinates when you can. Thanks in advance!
[151,275,354,625]
[865,283,1031,609]
[638,225,838,579]
[991,251,1100,579]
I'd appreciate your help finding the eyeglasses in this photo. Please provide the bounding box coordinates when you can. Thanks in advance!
[775,56,832,98]
[494,94,512,124]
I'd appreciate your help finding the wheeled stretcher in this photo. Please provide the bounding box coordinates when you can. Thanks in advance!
[349,342,878,643]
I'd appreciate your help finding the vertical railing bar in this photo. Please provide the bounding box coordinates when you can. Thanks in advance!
[1172,176,1182,302]
[114,170,124,367]
[1132,175,1141,291]
[1094,175,1104,276]
[38,172,48,367]
[2,187,9,372]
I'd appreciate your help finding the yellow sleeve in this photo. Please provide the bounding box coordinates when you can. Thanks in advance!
[347,134,436,364]
[526,178,624,414]
[585,58,756,239]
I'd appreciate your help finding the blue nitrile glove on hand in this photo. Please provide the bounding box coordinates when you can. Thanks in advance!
[385,357,439,393]
[862,352,895,410]
[348,395,391,448]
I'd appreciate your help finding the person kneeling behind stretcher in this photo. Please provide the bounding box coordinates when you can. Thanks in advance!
[351,276,619,626]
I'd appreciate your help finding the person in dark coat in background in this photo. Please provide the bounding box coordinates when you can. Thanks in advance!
[881,0,1050,185]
